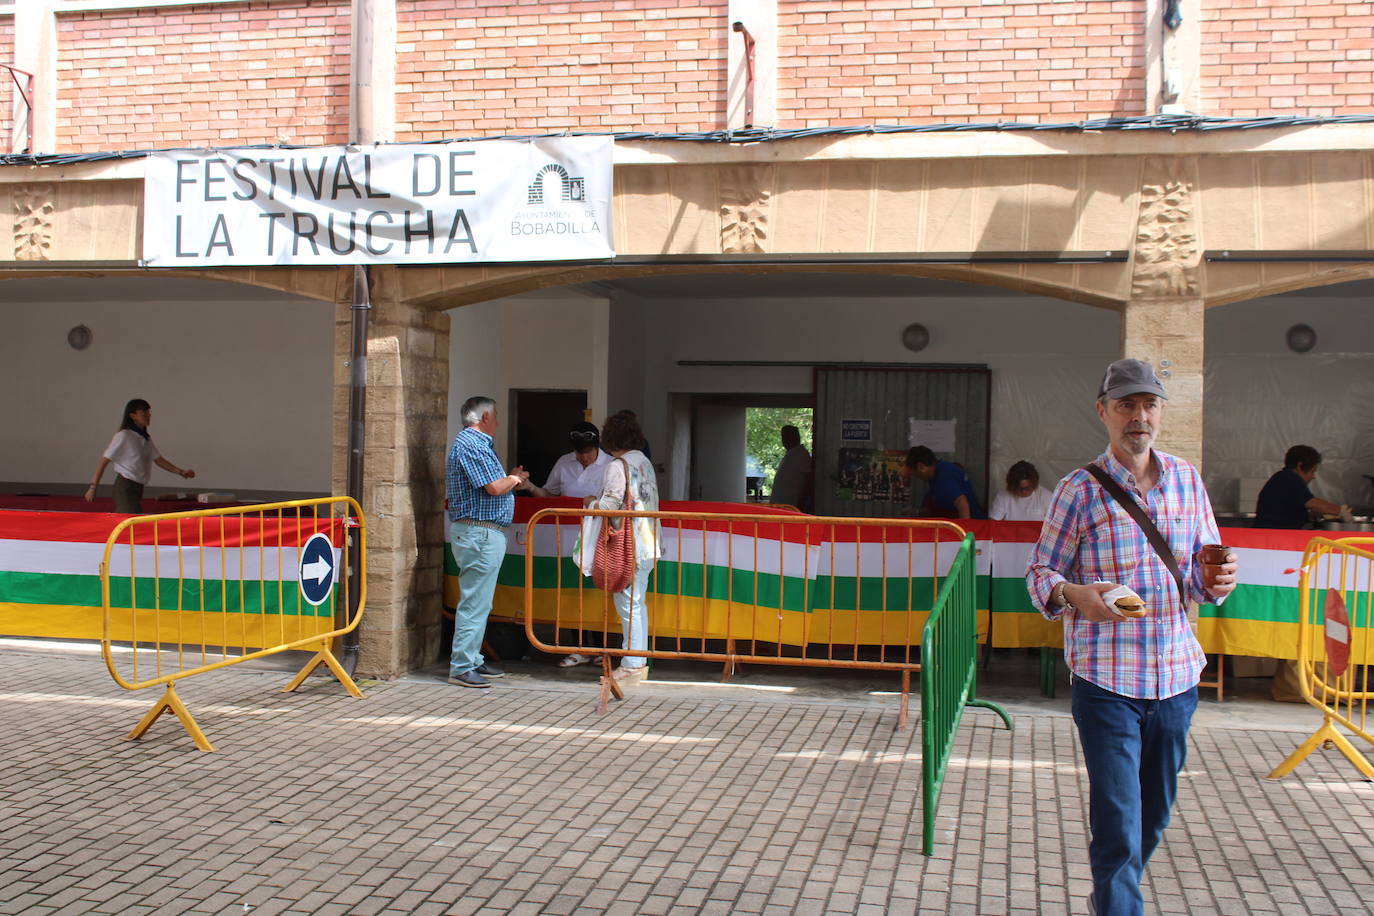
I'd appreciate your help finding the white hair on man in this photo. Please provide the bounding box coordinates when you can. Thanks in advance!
[460,396,496,427]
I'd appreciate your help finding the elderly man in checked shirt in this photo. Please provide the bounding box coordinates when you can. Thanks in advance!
[445,396,530,689]
[1027,359,1238,916]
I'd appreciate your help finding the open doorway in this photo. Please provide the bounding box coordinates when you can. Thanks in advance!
[684,394,813,504]
[510,389,588,488]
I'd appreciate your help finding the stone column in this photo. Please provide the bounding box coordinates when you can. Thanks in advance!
[1121,297,1205,468]
[11,0,56,153]
[350,0,397,144]
[1124,156,1204,469]
[333,267,450,677]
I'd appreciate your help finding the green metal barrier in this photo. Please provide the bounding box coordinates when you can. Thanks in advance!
[921,533,1013,854]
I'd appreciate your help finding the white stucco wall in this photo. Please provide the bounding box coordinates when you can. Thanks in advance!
[446,291,610,462]
[1204,293,1374,513]
[444,281,1374,514]
[0,278,334,495]
[629,291,1119,496]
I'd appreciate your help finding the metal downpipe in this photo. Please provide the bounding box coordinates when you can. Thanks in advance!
[341,265,370,676]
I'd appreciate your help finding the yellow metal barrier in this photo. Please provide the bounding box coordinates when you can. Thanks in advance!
[100,497,367,751]
[522,507,972,725]
[1268,536,1374,780]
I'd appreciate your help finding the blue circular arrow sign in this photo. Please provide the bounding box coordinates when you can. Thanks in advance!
[298,532,337,607]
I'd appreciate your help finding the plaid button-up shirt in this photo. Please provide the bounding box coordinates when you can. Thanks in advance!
[446,426,513,526]
[1026,448,1225,699]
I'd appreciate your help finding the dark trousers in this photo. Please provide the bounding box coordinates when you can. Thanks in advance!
[1071,676,1197,916]
[113,475,144,514]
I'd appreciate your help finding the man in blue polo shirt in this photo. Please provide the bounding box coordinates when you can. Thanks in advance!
[904,445,985,519]
[446,396,529,688]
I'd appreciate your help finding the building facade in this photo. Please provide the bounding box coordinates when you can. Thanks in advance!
[4,0,1374,675]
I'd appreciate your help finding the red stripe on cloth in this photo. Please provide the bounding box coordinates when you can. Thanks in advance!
[0,510,342,547]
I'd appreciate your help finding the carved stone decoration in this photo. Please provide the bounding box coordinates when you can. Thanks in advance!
[1130,160,1199,298]
[13,183,56,261]
[719,165,771,253]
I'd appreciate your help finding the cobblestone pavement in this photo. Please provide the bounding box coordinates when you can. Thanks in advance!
[1,639,1372,915]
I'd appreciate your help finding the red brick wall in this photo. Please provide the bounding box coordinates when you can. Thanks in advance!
[395,0,728,138]
[57,1,351,153]
[1201,0,1374,116]
[777,0,1146,125]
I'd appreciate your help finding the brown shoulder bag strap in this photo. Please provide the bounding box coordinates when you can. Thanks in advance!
[1082,463,1185,599]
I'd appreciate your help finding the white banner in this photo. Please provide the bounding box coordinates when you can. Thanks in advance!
[142,137,615,267]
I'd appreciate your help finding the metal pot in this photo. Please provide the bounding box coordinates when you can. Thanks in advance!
[1314,517,1374,533]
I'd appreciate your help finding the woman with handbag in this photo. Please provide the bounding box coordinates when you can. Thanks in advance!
[586,410,661,685]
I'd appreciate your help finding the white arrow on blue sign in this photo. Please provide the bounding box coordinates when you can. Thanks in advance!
[297,532,337,606]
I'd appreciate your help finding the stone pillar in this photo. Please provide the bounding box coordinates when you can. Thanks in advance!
[1124,155,1204,468]
[1144,0,1201,115]
[726,0,777,129]
[350,0,397,144]
[1121,297,1205,468]
[333,267,450,677]
[11,0,56,153]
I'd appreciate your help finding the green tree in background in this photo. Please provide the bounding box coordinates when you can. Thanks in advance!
[745,406,814,494]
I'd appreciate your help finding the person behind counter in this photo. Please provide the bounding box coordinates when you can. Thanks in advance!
[523,421,612,499]
[903,445,985,519]
[1254,444,1352,529]
[989,460,1053,521]
[85,398,196,513]
[769,424,813,511]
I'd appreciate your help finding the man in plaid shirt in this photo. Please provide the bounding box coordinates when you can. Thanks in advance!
[445,396,529,689]
[1027,359,1238,916]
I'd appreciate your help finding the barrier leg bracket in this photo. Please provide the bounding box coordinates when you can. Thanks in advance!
[596,656,624,714]
[128,683,215,752]
[283,646,364,698]
[967,697,1014,732]
[898,669,911,732]
[1268,718,1374,781]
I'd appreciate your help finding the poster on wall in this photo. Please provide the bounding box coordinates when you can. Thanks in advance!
[909,418,957,452]
[835,448,910,504]
[142,137,615,267]
[840,419,872,442]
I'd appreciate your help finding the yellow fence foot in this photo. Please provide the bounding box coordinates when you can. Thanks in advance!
[1269,719,1374,781]
[283,647,364,698]
[128,683,215,752]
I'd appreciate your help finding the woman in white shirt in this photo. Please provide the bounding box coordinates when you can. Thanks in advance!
[524,421,612,499]
[989,460,1053,521]
[85,399,196,513]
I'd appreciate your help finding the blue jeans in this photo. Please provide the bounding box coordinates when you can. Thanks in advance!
[611,559,654,669]
[1071,677,1198,916]
[449,522,506,676]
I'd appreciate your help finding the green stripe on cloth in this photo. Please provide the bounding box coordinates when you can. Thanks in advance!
[0,570,334,617]
[987,578,1310,626]
[493,557,993,615]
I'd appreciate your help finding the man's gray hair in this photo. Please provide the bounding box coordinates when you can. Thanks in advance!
[460,396,496,427]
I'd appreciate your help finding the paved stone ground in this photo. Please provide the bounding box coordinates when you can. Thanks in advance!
[1,639,1372,915]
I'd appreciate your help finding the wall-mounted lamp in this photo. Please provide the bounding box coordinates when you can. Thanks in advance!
[1286,323,1316,353]
[67,324,92,351]
[901,323,930,353]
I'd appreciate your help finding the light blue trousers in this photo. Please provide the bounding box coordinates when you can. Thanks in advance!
[449,522,506,676]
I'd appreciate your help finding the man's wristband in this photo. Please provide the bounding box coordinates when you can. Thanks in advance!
[1052,581,1074,610]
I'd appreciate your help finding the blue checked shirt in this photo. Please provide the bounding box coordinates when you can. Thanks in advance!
[1026,448,1226,699]
[446,427,513,526]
